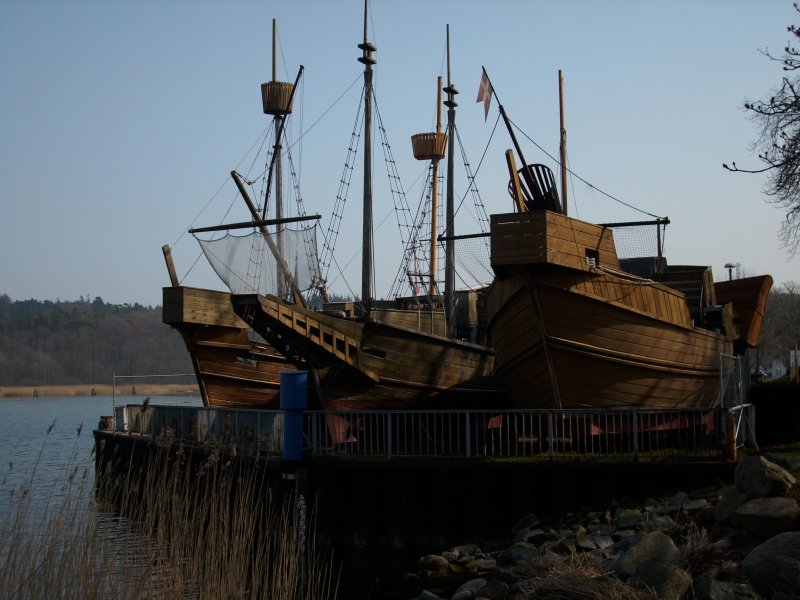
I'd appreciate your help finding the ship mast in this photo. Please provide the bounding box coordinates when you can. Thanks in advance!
[443,25,458,337]
[358,0,376,315]
[261,19,295,298]
[559,69,567,216]
[411,80,448,299]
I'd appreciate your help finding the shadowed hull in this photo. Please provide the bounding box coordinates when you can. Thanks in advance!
[163,286,307,408]
[487,271,731,409]
[232,294,506,411]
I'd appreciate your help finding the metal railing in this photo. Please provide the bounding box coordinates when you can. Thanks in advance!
[115,404,284,454]
[113,404,754,462]
[305,408,733,461]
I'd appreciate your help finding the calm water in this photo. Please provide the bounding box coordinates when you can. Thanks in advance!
[0,395,413,599]
[0,395,200,518]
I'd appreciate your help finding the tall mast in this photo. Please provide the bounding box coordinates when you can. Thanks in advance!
[358,0,376,314]
[443,25,458,337]
[428,77,443,297]
[559,69,567,216]
[261,18,295,298]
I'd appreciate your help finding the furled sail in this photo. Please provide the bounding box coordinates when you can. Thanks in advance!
[196,225,321,296]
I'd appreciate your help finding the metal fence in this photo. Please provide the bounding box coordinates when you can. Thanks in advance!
[113,403,755,462]
[115,404,284,454]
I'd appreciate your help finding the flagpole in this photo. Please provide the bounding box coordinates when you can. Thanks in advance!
[480,67,544,205]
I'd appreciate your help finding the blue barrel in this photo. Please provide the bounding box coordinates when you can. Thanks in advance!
[280,370,308,461]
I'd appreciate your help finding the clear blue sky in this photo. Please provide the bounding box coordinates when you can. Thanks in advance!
[1,0,797,307]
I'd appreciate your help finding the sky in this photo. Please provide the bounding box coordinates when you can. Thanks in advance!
[1,0,798,308]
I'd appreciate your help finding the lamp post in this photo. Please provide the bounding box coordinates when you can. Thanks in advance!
[724,262,736,281]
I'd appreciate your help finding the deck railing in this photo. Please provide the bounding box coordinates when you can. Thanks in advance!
[113,404,756,462]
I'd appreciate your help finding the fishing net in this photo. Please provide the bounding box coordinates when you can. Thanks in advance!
[604,220,668,260]
[453,235,493,289]
[196,226,322,296]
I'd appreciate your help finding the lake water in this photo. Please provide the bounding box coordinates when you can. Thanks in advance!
[0,395,414,599]
[0,395,200,509]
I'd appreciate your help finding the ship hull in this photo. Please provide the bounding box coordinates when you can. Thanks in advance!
[163,286,302,408]
[487,210,733,410]
[231,294,506,411]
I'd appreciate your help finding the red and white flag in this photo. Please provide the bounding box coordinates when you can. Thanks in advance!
[476,69,492,120]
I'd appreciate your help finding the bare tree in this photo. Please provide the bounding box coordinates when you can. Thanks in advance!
[758,281,800,368]
[724,3,800,256]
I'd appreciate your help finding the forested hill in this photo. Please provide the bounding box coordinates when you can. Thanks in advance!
[0,294,192,386]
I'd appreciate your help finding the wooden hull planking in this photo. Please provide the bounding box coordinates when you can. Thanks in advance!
[488,211,734,410]
[163,286,301,408]
[231,293,506,411]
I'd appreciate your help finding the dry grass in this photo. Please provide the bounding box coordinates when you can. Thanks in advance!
[512,553,658,600]
[0,427,338,599]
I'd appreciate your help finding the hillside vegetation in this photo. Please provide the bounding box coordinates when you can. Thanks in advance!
[0,295,191,386]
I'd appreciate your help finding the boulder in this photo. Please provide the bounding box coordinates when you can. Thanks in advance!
[715,485,749,524]
[629,560,692,600]
[742,531,800,597]
[417,554,450,570]
[730,497,798,538]
[735,455,796,499]
[494,542,539,566]
[693,575,760,600]
[766,454,800,475]
[611,531,682,577]
[510,513,539,536]
[478,580,509,600]
[413,591,442,600]
[451,577,487,600]
[615,508,644,529]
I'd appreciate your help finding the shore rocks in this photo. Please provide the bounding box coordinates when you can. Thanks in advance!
[742,531,800,597]
[410,454,800,600]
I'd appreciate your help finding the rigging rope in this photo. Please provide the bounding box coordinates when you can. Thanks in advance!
[506,115,666,220]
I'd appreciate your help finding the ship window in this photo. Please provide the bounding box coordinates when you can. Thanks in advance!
[323,331,333,346]
[585,249,599,267]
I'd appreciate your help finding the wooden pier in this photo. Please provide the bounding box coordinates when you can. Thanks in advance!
[94,403,746,549]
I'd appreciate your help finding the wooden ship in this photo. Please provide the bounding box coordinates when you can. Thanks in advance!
[484,71,772,410]
[162,20,312,409]
[231,18,504,410]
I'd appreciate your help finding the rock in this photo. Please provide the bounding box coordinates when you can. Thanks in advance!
[526,528,558,545]
[715,485,749,524]
[742,531,800,597]
[612,531,682,577]
[495,542,539,566]
[510,513,539,536]
[413,591,442,600]
[694,575,760,600]
[629,560,692,600]
[417,554,450,570]
[735,455,796,499]
[479,580,509,600]
[451,544,481,558]
[683,498,709,513]
[670,490,689,507]
[767,454,800,475]
[555,536,576,555]
[465,559,496,572]
[451,577,487,600]
[730,497,798,538]
[640,514,677,532]
[616,508,644,529]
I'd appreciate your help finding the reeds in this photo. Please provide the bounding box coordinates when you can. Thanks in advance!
[1,423,338,599]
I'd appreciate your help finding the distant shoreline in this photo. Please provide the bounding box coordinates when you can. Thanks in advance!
[0,384,200,398]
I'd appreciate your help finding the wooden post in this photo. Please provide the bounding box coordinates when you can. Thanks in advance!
[161,244,180,287]
[505,150,526,213]
[726,411,737,461]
